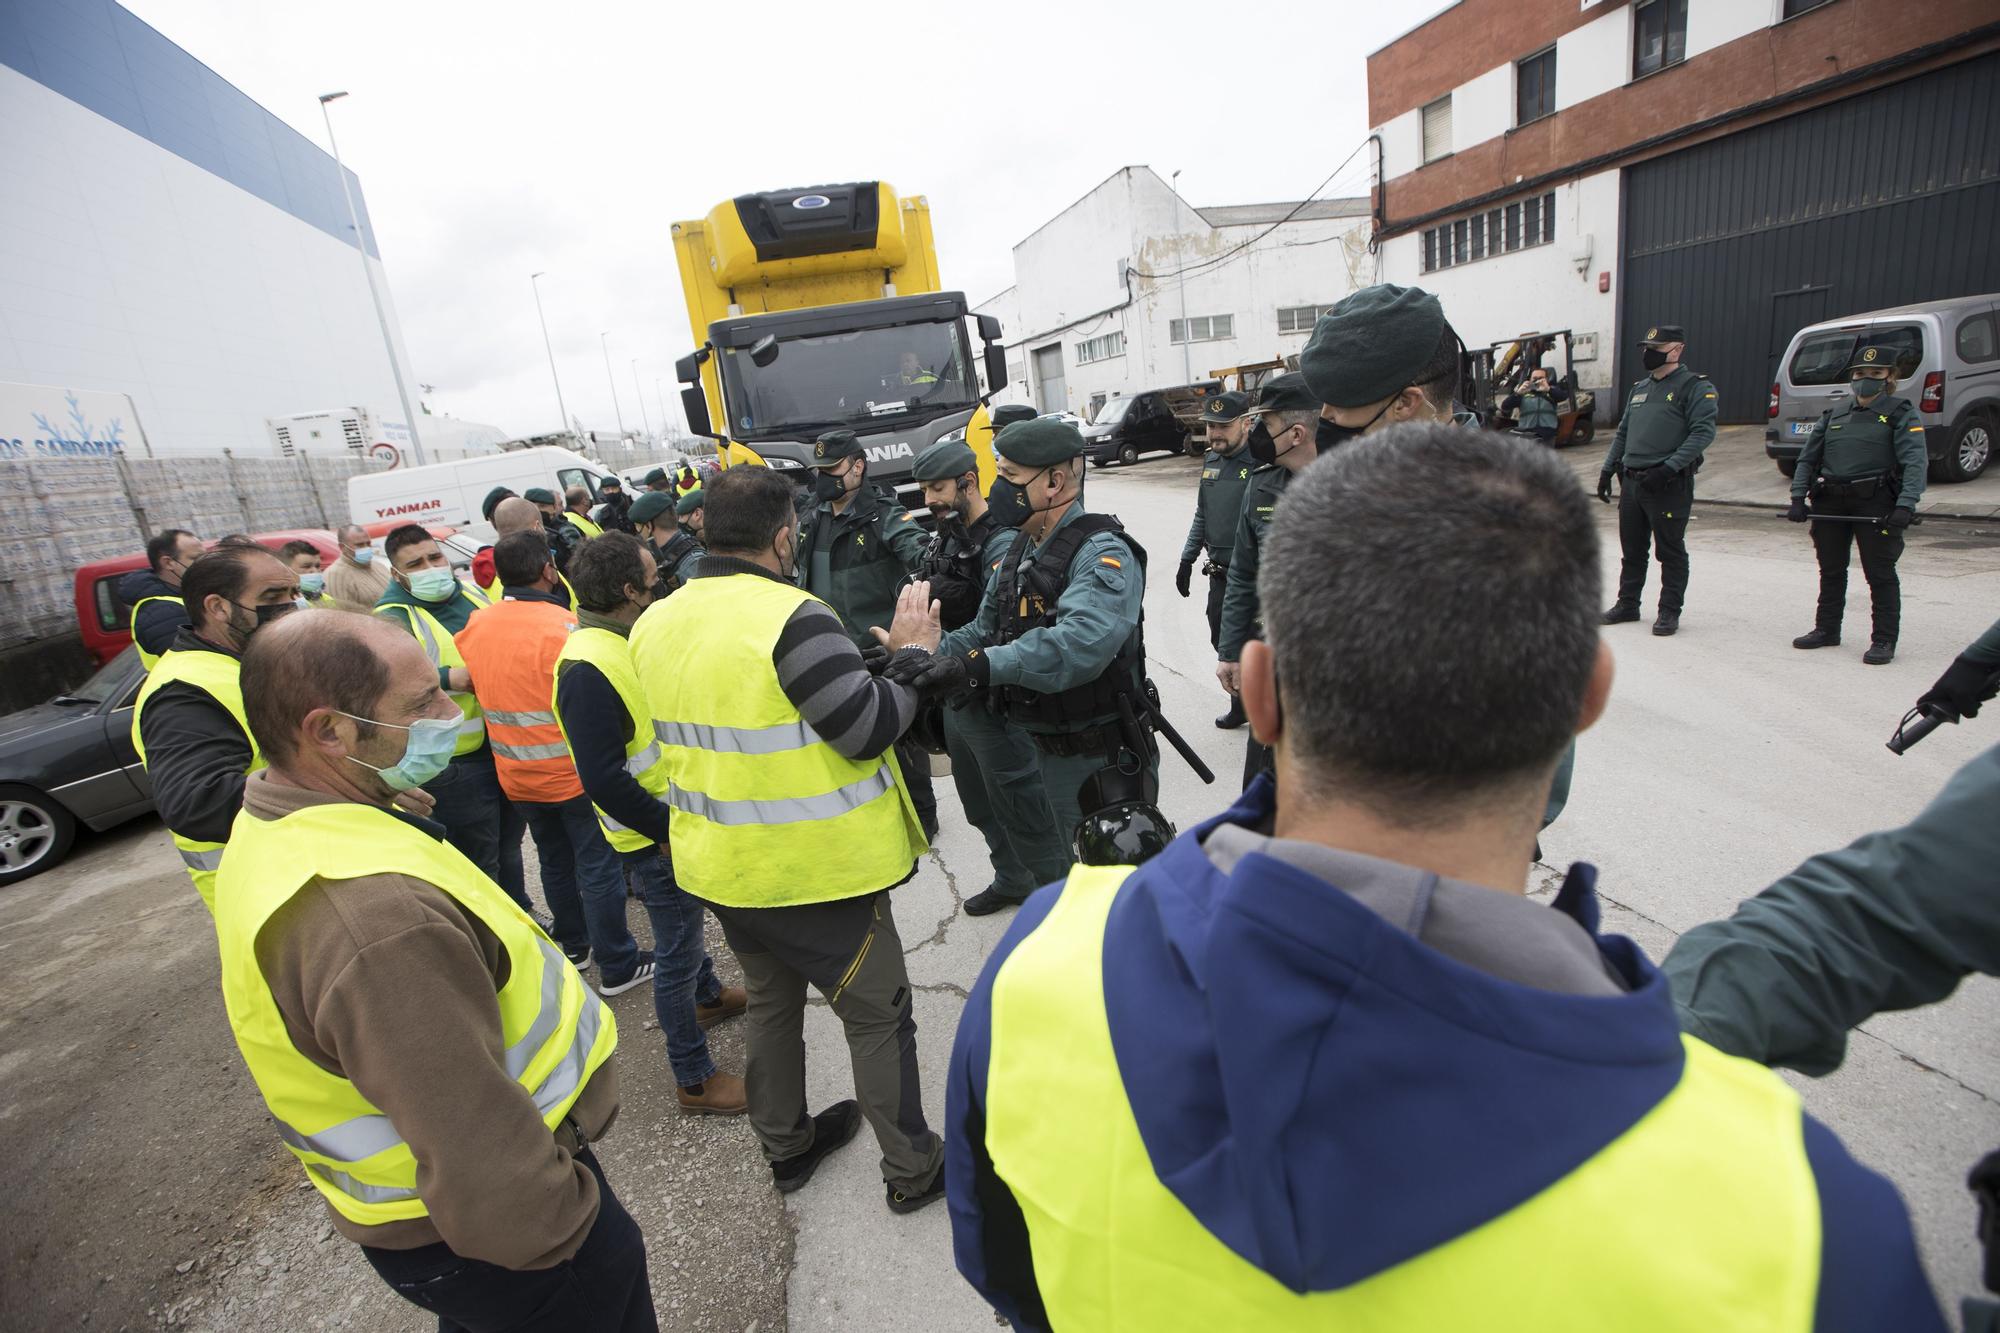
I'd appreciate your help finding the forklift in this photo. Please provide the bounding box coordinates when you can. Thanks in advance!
[1471,330,1597,447]
[1177,356,1298,454]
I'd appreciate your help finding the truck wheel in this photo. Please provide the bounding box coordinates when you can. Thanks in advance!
[1775,459,1798,479]
[0,785,76,886]
[1567,417,1594,448]
[1118,442,1139,467]
[1938,414,1994,483]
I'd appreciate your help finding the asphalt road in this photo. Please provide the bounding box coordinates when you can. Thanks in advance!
[4,450,1998,1329]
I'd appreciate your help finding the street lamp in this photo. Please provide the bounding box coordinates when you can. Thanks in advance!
[600,332,627,440]
[631,359,652,446]
[1170,169,1192,385]
[318,91,427,466]
[529,272,570,439]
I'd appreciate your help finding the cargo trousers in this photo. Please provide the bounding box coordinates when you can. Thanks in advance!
[943,701,1071,901]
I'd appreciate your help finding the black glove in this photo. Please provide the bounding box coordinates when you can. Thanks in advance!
[1888,506,1914,530]
[881,647,934,686]
[1786,498,1808,523]
[1919,655,2000,720]
[1640,465,1677,494]
[1175,560,1194,598]
[1596,471,1614,504]
[860,642,891,675]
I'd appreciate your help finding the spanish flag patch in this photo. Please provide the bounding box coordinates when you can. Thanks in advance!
[1100,556,1123,569]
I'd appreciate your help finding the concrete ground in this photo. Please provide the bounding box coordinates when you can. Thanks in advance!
[4,450,1999,1329]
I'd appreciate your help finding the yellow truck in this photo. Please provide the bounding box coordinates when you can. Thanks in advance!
[671,182,1005,508]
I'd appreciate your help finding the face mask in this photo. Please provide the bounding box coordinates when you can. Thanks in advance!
[351,548,375,566]
[1642,347,1669,371]
[299,572,325,596]
[810,470,845,503]
[339,710,460,792]
[1851,375,1885,400]
[406,567,459,603]
[987,469,1050,529]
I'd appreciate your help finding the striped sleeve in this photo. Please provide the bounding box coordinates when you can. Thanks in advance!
[773,601,917,761]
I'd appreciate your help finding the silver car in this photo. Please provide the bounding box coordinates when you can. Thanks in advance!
[1766,293,1999,483]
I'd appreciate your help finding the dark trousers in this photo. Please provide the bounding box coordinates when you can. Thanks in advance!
[1203,564,1227,649]
[1809,492,1905,642]
[1615,467,1694,613]
[894,735,939,842]
[518,795,640,980]
[426,751,529,913]
[361,1146,656,1333]
[620,844,722,1088]
[943,702,1070,900]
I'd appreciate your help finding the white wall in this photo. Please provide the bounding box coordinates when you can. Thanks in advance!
[0,66,430,459]
[1378,108,1424,188]
[1557,5,1634,110]
[1454,64,1515,151]
[1687,0,1772,62]
[1379,169,1623,405]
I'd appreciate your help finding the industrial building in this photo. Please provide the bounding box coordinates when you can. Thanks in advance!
[0,0,462,459]
[1367,0,2000,421]
[977,167,1372,419]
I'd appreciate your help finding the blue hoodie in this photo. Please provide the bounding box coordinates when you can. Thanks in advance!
[945,778,1944,1332]
[116,568,187,657]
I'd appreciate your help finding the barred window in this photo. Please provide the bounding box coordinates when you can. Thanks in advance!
[1277,304,1336,334]
[1170,315,1235,344]
[1420,191,1557,274]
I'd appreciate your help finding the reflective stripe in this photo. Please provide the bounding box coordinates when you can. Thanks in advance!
[654,718,823,755]
[405,612,442,665]
[623,740,661,776]
[180,847,223,871]
[531,983,606,1118]
[505,939,568,1080]
[491,739,571,761]
[666,766,894,826]
[275,1109,399,1162]
[596,795,671,836]
[458,715,486,740]
[307,1163,419,1205]
[486,708,557,727]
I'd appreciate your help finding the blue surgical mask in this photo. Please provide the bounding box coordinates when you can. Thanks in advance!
[339,710,460,791]
[407,567,459,603]
[352,548,376,567]
[299,572,326,596]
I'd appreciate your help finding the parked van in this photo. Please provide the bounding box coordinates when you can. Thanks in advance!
[1767,293,1999,483]
[1082,390,1192,467]
[348,446,614,529]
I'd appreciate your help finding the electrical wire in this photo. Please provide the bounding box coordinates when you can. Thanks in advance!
[1130,140,1375,282]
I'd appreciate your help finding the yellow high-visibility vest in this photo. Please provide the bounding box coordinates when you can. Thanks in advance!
[552,626,668,853]
[132,647,264,911]
[129,594,184,670]
[564,512,603,540]
[375,585,490,758]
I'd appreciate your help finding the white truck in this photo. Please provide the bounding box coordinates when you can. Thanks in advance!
[347,445,614,531]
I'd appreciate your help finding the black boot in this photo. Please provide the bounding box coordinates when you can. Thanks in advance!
[1652,610,1680,637]
[1602,603,1641,625]
[1792,628,1841,649]
[1863,638,1896,665]
[1215,697,1246,730]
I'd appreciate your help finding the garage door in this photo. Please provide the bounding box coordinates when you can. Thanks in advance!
[1032,345,1066,414]
[1620,52,2000,422]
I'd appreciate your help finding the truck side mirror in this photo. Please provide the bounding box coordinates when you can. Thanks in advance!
[977,313,1002,343]
[681,387,717,439]
[984,344,1008,394]
[749,335,780,368]
[675,349,707,383]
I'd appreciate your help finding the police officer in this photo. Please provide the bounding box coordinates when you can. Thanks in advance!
[591,475,636,535]
[800,428,936,835]
[1178,392,1256,730]
[1786,344,1927,665]
[630,490,703,594]
[677,487,705,541]
[909,431,1069,915]
[525,487,584,572]
[898,418,1158,859]
[1216,373,1324,785]
[1597,324,1718,637]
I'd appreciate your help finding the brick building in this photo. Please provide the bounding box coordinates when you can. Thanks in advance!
[1366,0,2000,421]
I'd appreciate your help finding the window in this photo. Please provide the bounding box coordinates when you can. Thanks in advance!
[1516,47,1556,125]
[1787,325,1925,386]
[1781,0,1834,16]
[1170,315,1235,344]
[1421,95,1453,164]
[1277,304,1334,334]
[1633,0,1688,79]
[1957,313,1998,365]
[1420,191,1557,274]
[1074,331,1125,365]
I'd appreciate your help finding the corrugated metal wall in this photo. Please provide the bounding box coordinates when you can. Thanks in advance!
[1620,52,2000,421]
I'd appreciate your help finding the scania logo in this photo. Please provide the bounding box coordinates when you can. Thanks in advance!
[793,194,831,210]
[864,442,914,462]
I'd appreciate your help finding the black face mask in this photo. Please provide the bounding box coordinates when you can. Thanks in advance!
[810,469,846,503]
[1247,420,1282,467]
[1642,347,1669,371]
[987,475,1033,529]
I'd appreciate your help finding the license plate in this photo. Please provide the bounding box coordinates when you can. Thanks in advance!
[1788,421,1814,437]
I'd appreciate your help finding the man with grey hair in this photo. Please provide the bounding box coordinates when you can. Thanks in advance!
[944,424,1941,1330]
[324,522,389,613]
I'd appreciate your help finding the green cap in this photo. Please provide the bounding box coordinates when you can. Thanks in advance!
[642,466,669,487]
[989,404,1038,431]
[812,430,863,466]
[1299,283,1447,408]
[913,439,979,482]
[523,487,557,505]
[480,486,516,521]
[1847,344,1897,372]
[628,491,674,525]
[1202,391,1250,422]
[675,487,705,517]
[994,417,1085,467]
[1252,372,1321,416]
[1639,323,1686,346]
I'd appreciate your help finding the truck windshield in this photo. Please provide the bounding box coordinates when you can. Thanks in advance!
[719,320,977,440]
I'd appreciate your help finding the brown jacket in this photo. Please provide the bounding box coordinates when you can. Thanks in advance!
[239,771,619,1268]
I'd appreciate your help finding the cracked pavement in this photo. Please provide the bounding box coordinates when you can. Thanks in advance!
[3,460,1999,1328]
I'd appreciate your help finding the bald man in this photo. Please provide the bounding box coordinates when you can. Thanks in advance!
[485,497,572,607]
[219,612,655,1329]
[325,523,390,614]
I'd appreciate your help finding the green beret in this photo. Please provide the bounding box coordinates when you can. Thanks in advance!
[480,486,516,521]
[1299,283,1447,408]
[675,488,704,516]
[642,466,669,487]
[628,491,674,525]
[811,430,863,466]
[913,439,979,482]
[1253,372,1320,416]
[989,404,1038,431]
[522,487,557,505]
[1202,391,1249,422]
[995,417,1085,467]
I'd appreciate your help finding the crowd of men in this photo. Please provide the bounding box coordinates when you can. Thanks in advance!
[114,281,2000,1331]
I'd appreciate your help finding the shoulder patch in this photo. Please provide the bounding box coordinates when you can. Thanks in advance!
[1099,556,1122,569]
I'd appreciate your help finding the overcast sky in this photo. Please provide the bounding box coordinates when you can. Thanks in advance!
[124,0,1449,438]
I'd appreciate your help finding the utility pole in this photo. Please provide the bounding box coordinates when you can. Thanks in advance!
[1171,168,1192,386]
[529,272,570,438]
[318,91,426,465]
[631,359,652,445]
[600,332,627,439]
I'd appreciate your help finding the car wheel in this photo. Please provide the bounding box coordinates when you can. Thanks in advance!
[0,785,77,886]
[1089,457,1108,469]
[1939,414,1994,483]
[1118,442,1139,467]
[1775,459,1798,479]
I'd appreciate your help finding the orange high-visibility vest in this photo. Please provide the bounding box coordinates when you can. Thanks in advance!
[455,598,583,803]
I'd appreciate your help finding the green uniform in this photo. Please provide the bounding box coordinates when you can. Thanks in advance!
[797,483,929,650]
[1600,364,1718,473]
[1791,393,1927,645]
[1601,365,1718,616]
[941,502,1154,844]
[1182,448,1255,654]
[1790,395,1927,509]
[1216,465,1289,663]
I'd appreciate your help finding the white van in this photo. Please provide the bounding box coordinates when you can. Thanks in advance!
[347,446,613,530]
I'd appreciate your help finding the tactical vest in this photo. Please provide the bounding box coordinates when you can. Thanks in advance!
[656,530,703,594]
[1812,395,1916,483]
[920,512,1003,631]
[993,514,1147,728]
[1517,390,1559,433]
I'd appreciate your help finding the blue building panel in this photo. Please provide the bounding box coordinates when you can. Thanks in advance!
[0,0,381,258]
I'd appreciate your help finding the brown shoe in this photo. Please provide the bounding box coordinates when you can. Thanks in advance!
[676,1071,748,1116]
[697,986,748,1029]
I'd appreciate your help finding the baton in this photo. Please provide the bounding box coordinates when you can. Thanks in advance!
[1125,691,1215,785]
[1887,704,1956,755]
[1777,511,1920,527]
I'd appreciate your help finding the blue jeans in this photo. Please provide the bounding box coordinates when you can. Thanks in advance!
[620,845,720,1088]
[518,795,639,980]
[426,750,530,914]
